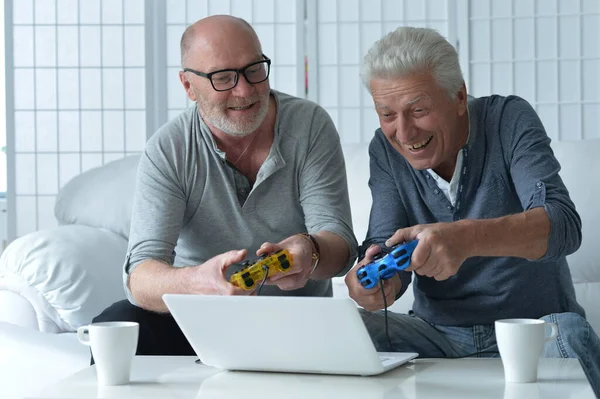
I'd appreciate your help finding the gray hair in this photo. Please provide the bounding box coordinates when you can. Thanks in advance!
[361,27,464,98]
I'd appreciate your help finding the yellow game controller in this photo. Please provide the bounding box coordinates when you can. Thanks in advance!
[229,249,293,290]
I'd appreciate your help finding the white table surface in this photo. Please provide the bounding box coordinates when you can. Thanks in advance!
[28,356,594,399]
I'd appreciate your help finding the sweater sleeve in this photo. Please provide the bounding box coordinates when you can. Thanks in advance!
[123,125,188,305]
[296,105,358,275]
[501,96,582,261]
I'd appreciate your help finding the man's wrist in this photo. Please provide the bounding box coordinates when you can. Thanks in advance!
[296,233,320,275]
[393,273,404,300]
[455,219,476,258]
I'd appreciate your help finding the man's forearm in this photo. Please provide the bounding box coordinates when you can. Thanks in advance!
[310,231,353,279]
[462,207,550,260]
[128,260,196,313]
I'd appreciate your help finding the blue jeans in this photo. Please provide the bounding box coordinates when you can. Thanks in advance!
[360,309,600,397]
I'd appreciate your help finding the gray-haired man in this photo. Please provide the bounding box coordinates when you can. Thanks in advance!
[345,26,600,395]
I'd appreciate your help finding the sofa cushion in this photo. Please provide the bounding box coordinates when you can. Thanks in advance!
[0,225,128,332]
[551,139,600,335]
[55,155,140,239]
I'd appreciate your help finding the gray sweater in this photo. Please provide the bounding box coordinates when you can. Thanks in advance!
[124,90,358,304]
[364,95,584,326]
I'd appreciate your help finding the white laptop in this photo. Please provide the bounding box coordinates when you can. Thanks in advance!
[162,294,418,376]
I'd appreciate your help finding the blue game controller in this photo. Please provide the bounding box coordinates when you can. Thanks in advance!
[356,240,418,289]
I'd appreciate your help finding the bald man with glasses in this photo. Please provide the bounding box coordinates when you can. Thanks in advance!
[91,15,358,357]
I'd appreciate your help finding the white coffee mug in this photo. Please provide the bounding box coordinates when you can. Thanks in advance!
[495,319,558,383]
[77,321,139,386]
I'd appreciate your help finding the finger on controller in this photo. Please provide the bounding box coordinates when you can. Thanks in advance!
[356,240,418,289]
[229,249,293,290]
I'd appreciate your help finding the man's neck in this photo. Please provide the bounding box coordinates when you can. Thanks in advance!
[432,113,470,182]
[207,95,277,184]
[208,94,276,155]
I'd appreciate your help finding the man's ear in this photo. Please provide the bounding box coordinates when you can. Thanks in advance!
[179,71,197,101]
[455,82,468,116]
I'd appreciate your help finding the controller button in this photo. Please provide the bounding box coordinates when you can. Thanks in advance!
[392,249,407,258]
[378,264,386,272]
[361,279,371,287]
[357,270,367,279]
[396,257,409,267]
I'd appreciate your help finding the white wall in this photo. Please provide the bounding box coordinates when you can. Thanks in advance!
[6,0,147,239]
[0,0,6,194]
[458,0,600,141]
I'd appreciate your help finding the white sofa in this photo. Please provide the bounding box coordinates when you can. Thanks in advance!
[0,141,599,398]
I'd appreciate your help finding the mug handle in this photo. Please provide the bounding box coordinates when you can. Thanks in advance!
[77,325,91,346]
[545,322,558,342]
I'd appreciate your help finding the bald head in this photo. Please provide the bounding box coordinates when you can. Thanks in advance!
[180,15,261,68]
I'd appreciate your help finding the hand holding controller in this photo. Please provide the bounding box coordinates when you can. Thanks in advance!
[356,240,418,289]
[229,249,293,290]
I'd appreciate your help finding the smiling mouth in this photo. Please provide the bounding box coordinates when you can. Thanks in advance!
[228,103,255,111]
[408,136,433,151]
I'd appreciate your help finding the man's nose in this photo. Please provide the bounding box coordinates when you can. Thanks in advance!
[394,115,416,142]
[231,74,254,97]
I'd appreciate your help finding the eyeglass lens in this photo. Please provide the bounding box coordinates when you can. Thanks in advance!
[211,61,269,91]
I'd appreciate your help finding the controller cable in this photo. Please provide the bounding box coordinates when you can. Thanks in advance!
[256,264,269,295]
[380,279,394,351]
[379,277,499,358]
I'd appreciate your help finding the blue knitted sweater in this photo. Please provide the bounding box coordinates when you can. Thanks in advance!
[363,95,584,326]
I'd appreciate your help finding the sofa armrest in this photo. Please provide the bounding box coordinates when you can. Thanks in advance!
[0,225,128,333]
[0,322,89,399]
[0,290,39,330]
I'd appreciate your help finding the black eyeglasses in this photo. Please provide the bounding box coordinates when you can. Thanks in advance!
[183,54,271,92]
